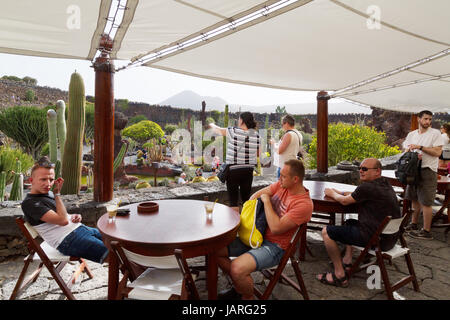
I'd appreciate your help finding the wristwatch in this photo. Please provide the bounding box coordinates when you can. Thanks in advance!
[54,193,61,197]
[419,146,423,150]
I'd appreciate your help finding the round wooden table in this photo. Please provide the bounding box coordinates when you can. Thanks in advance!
[97,199,240,300]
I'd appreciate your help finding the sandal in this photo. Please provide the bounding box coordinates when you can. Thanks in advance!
[316,272,349,288]
[328,260,353,272]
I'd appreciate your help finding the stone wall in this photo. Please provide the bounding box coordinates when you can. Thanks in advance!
[0,79,68,108]
[0,154,401,261]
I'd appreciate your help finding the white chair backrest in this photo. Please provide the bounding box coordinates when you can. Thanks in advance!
[122,247,179,269]
[24,221,40,239]
[382,215,407,235]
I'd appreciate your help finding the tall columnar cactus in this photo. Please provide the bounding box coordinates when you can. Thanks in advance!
[0,171,6,202]
[223,105,229,162]
[61,72,85,195]
[46,109,58,163]
[9,159,23,201]
[54,159,61,179]
[56,100,67,161]
[113,141,128,174]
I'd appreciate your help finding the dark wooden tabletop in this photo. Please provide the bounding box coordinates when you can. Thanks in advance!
[304,180,357,201]
[303,180,358,213]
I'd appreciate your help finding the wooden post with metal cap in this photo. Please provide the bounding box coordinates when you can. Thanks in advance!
[93,34,115,202]
[317,91,330,173]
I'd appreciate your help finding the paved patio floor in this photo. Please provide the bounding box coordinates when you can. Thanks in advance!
[1,227,448,301]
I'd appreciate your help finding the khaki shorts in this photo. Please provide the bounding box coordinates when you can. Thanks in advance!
[405,167,437,207]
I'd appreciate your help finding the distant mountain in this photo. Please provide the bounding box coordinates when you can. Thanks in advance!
[159,90,372,114]
[159,90,228,110]
[229,101,372,115]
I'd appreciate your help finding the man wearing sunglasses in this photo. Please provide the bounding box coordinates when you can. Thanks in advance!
[316,158,400,287]
[21,156,109,264]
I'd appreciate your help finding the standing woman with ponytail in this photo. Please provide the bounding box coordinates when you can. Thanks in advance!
[209,112,260,211]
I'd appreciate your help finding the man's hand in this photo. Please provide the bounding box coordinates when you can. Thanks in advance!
[407,144,420,151]
[53,177,64,194]
[71,214,82,223]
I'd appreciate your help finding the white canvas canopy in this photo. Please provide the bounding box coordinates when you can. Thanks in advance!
[1,0,449,112]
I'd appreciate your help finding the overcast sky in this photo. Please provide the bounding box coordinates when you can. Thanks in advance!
[0,52,370,113]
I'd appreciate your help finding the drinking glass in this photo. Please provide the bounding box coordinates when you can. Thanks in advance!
[204,202,215,219]
[107,204,118,222]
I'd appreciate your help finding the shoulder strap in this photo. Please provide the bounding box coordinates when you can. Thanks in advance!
[286,130,301,147]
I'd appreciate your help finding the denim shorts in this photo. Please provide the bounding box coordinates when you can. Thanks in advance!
[326,219,367,247]
[57,225,109,264]
[227,238,285,271]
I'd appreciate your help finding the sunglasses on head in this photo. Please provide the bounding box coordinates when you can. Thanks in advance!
[36,158,55,168]
[358,166,377,172]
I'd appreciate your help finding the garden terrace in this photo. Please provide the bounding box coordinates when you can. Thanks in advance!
[0,155,400,260]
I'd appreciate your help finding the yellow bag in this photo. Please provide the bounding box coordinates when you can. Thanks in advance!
[238,199,267,249]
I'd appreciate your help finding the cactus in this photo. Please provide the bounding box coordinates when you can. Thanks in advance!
[56,100,67,161]
[61,72,85,195]
[113,141,129,174]
[135,181,151,189]
[223,105,229,162]
[147,139,163,162]
[9,160,23,201]
[0,171,6,202]
[54,160,61,179]
[47,109,58,163]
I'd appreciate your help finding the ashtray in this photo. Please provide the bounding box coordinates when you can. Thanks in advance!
[137,202,159,214]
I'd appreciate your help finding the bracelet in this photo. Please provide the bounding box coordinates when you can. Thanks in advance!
[54,193,61,197]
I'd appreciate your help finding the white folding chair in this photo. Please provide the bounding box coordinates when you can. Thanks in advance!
[10,217,94,300]
[111,242,199,300]
[348,212,420,300]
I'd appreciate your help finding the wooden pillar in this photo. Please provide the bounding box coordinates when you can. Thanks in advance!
[410,114,418,131]
[317,91,330,173]
[93,35,115,202]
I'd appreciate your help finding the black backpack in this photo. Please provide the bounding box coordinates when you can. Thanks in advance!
[395,152,421,185]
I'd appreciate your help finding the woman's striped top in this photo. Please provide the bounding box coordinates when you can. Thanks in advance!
[225,127,260,167]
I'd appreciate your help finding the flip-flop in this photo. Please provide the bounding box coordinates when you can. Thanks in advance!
[316,272,349,288]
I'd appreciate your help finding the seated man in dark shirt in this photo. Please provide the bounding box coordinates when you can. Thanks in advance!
[21,157,108,263]
[316,158,400,287]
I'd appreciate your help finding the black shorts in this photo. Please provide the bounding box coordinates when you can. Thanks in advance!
[326,219,367,247]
